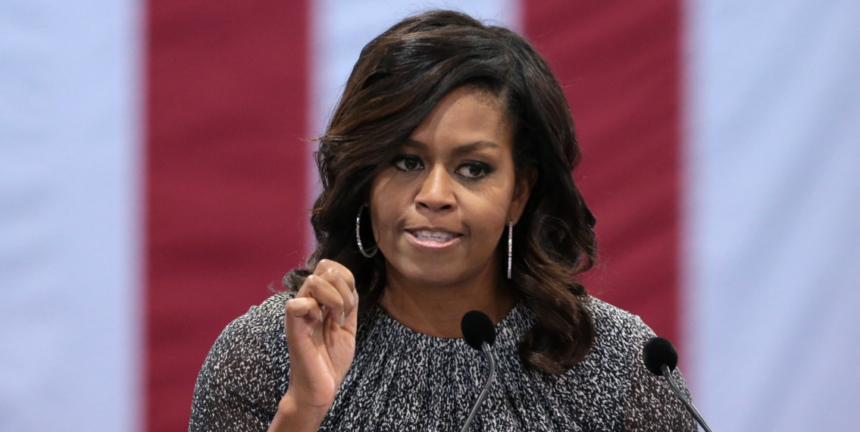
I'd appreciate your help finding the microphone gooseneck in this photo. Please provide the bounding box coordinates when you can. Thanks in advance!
[643,337,713,432]
[459,311,497,432]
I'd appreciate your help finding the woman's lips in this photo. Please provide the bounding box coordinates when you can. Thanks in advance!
[405,230,462,249]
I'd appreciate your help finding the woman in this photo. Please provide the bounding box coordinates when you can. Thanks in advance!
[190,10,696,432]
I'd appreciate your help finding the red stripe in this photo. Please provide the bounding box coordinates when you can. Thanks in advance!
[524,0,683,347]
[146,1,309,430]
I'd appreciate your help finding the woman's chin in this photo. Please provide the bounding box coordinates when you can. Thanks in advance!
[391,260,494,290]
[403,271,461,288]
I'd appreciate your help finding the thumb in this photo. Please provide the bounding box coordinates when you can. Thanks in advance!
[285,297,323,341]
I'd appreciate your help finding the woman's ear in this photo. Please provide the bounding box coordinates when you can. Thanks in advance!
[509,166,538,224]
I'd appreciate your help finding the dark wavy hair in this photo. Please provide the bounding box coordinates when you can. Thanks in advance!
[284,10,597,374]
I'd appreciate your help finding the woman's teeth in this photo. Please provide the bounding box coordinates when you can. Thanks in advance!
[412,230,456,242]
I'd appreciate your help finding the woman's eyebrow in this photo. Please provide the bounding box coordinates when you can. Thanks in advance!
[451,141,499,157]
[402,139,428,151]
[403,139,500,156]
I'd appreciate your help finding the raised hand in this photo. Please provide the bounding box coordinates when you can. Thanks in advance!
[269,259,358,432]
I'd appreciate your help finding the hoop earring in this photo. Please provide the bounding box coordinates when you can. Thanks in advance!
[507,221,513,280]
[356,204,378,258]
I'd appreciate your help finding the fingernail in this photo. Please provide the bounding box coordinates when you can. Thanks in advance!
[339,313,346,327]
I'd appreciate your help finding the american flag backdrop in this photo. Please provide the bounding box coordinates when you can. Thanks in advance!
[1,0,858,431]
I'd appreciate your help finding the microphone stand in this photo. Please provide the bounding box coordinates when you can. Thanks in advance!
[660,365,712,432]
[460,342,496,432]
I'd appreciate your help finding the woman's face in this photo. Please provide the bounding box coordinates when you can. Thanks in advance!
[369,86,533,288]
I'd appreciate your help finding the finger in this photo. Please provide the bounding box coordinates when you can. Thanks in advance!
[313,259,336,276]
[315,259,357,293]
[305,275,347,327]
[320,268,356,315]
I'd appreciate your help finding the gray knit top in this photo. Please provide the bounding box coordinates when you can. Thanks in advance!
[189,292,696,431]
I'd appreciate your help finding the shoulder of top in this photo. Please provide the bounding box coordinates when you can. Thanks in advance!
[584,296,655,340]
[221,291,294,339]
[254,291,295,315]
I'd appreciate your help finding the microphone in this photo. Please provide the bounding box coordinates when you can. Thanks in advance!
[643,337,713,432]
[459,311,497,432]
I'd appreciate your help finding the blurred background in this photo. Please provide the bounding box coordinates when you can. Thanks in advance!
[1,0,858,430]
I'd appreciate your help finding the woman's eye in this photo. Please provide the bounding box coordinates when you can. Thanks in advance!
[456,162,492,179]
[393,155,423,171]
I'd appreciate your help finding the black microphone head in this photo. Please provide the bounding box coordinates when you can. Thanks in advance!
[461,310,496,350]
[643,337,678,376]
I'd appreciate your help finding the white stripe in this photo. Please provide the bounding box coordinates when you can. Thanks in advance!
[686,0,860,430]
[307,0,520,253]
[0,0,143,430]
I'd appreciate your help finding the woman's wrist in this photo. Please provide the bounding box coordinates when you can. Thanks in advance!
[268,393,329,432]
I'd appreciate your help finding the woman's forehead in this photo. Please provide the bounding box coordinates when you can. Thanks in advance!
[406,87,512,151]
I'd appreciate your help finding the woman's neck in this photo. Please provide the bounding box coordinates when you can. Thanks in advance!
[379,264,516,338]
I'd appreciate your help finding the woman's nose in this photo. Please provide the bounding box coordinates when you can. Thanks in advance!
[415,165,456,212]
